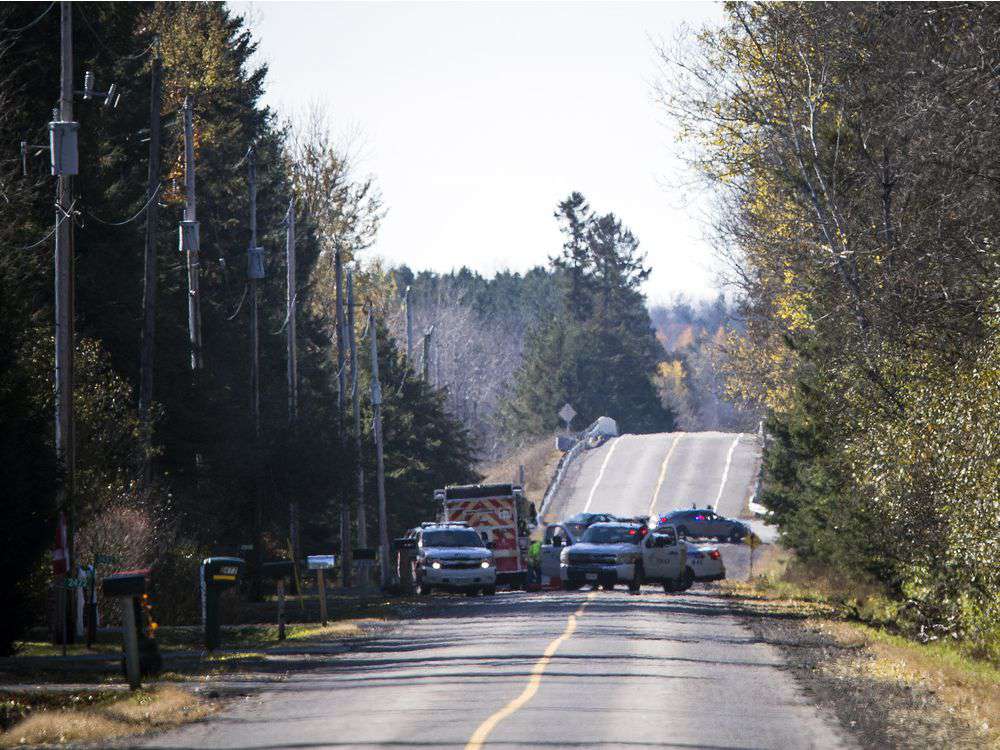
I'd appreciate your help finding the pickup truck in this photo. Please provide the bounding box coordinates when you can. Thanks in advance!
[543,521,692,593]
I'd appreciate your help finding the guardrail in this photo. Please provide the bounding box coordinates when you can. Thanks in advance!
[537,417,615,522]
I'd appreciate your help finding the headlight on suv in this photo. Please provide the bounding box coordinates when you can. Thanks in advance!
[429,560,442,570]
[480,560,492,569]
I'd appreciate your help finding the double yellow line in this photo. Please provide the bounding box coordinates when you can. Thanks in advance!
[464,591,597,750]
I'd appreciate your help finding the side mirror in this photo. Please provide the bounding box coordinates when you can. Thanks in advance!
[485,541,495,550]
[552,535,563,548]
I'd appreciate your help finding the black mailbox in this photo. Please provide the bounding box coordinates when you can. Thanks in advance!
[102,569,149,598]
[201,557,244,651]
[260,560,294,580]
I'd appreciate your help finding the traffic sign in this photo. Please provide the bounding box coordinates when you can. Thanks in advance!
[307,555,336,570]
[558,403,576,426]
[94,554,119,565]
[64,577,88,589]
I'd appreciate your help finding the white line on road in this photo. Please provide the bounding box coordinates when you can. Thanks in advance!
[714,434,741,507]
[465,592,597,750]
[647,433,682,518]
[582,436,622,512]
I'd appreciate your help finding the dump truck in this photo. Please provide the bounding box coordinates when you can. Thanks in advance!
[434,483,536,588]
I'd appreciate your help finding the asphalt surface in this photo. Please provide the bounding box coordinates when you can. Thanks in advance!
[140,431,850,750]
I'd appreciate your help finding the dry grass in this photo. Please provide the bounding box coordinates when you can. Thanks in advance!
[479,436,560,506]
[813,620,1000,748]
[723,544,1000,748]
[0,686,212,748]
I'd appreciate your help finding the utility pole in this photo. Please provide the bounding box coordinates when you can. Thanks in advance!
[404,285,413,360]
[180,97,203,370]
[422,326,433,382]
[247,145,264,597]
[53,1,77,644]
[347,272,366,556]
[138,53,162,487]
[285,199,300,563]
[369,309,390,587]
[335,247,351,587]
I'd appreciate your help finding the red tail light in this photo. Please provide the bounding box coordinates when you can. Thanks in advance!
[708,549,721,560]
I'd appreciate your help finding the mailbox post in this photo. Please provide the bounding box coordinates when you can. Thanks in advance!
[200,557,244,651]
[102,570,157,690]
[306,555,335,625]
[261,560,294,640]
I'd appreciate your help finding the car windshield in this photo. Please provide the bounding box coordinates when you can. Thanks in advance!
[422,529,483,548]
[581,526,641,544]
[565,513,595,525]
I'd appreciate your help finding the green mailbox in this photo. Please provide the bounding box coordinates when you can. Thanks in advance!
[200,557,244,651]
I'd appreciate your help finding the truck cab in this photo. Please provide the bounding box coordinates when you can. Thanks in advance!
[548,521,690,593]
[413,522,497,596]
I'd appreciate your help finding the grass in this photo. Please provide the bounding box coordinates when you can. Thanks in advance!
[0,686,212,748]
[722,546,1000,748]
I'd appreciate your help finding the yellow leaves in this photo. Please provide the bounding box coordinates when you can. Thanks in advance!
[774,269,815,334]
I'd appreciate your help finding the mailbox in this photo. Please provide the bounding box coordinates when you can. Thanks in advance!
[100,569,160,688]
[102,569,149,598]
[201,557,244,651]
[260,560,294,580]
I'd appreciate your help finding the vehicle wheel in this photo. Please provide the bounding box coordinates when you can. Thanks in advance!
[717,535,729,543]
[417,580,433,596]
[678,567,695,592]
[465,588,480,597]
[663,579,677,594]
[601,583,614,591]
[483,586,497,596]
[730,531,744,544]
[628,563,643,594]
[562,580,580,591]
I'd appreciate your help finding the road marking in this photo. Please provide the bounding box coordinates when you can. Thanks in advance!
[647,433,682,518]
[582,436,622,512]
[465,592,597,750]
[714,434,741,507]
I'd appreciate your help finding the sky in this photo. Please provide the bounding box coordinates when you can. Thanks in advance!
[231,1,725,303]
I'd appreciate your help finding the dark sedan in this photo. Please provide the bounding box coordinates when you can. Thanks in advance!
[657,508,750,543]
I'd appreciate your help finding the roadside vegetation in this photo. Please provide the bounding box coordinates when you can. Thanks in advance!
[665,2,1000,661]
[722,549,1000,748]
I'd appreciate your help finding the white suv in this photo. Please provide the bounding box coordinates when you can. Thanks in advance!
[414,523,497,596]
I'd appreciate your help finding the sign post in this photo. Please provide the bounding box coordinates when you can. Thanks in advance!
[307,555,336,625]
[558,403,577,434]
[744,532,762,579]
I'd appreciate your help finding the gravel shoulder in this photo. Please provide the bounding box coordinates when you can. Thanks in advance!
[724,594,996,749]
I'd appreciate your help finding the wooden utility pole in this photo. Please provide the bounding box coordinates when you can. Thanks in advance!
[422,326,433,381]
[335,247,351,587]
[285,198,300,563]
[138,54,162,487]
[54,1,76,643]
[369,309,390,587]
[247,145,261,439]
[181,97,203,370]
[404,286,413,359]
[347,272,366,552]
[247,145,263,597]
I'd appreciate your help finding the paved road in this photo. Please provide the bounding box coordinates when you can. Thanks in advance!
[141,432,849,750]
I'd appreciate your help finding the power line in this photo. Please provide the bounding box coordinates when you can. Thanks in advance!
[85,183,161,226]
[12,200,76,251]
[2,2,55,35]
[76,6,154,62]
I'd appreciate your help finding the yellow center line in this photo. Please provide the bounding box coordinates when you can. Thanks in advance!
[647,433,682,518]
[464,592,597,750]
[582,436,623,512]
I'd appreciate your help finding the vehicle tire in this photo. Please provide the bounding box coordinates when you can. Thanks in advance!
[717,535,728,543]
[483,586,497,596]
[465,588,480,597]
[663,579,677,594]
[730,530,744,544]
[562,580,580,591]
[678,567,695,592]
[628,563,644,594]
[601,583,614,591]
[417,579,432,596]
